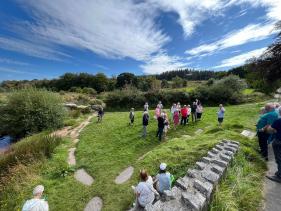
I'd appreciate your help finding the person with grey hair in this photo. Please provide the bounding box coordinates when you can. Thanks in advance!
[256,103,278,160]
[264,107,281,183]
[22,185,49,211]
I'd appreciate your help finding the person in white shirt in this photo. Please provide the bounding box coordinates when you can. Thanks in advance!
[217,104,225,126]
[134,170,157,208]
[22,185,49,211]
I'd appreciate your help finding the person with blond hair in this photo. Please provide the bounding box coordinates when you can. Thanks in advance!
[22,185,49,211]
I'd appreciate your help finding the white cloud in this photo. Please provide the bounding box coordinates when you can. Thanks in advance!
[186,23,276,56]
[0,57,29,66]
[214,47,267,68]
[21,0,170,61]
[141,53,187,74]
[147,0,225,37]
[0,36,70,61]
[0,67,38,75]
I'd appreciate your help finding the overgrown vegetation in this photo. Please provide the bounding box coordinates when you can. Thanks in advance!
[0,88,66,138]
[0,134,62,174]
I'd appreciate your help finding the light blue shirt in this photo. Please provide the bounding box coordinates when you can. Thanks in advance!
[217,108,225,118]
[156,172,171,193]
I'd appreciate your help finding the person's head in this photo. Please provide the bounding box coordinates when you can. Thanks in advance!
[159,163,167,173]
[33,185,44,199]
[219,104,223,108]
[145,102,148,105]
[173,103,176,107]
[159,101,162,104]
[161,112,165,118]
[275,102,280,108]
[139,170,148,181]
[131,108,134,111]
[184,105,187,108]
[188,105,190,107]
[265,103,275,112]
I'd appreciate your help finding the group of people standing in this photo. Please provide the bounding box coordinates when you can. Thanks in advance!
[129,100,204,141]
[256,102,281,183]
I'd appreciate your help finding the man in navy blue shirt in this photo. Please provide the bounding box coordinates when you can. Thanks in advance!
[265,107,281,183]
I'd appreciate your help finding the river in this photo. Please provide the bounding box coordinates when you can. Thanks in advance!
[0,135,12,152]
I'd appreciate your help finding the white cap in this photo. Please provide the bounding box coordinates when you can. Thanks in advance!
[33,185,44,196]
[160,163,167,171]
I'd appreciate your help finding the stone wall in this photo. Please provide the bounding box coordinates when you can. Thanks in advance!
[138,139,240,211]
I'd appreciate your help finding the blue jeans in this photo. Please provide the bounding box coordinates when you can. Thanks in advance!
[272,140,281,178]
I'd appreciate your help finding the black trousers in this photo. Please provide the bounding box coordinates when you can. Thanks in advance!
[272,140,281,178]
[257,131,269,159]
[181,117,187,125]
[156,127,164,141]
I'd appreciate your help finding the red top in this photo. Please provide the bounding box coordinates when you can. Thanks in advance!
[181,108,188,117]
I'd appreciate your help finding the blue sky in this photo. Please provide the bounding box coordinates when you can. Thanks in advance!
[0,0,280,80]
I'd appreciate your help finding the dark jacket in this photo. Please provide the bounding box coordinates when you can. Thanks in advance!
[143,113,149,126]
[157,116,165,129]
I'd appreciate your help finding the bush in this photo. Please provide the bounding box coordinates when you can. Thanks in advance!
[0,88,66,138]
[0,134,62,174]
[192,75,247,105]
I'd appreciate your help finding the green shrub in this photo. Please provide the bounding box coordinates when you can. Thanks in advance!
[0,88,66,138]
[69,109,81,118]
[0,134,62,174]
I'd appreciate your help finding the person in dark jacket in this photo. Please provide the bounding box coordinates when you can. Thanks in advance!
[142,111,149,138]
[156,113,165,141]
[191,102,197,122]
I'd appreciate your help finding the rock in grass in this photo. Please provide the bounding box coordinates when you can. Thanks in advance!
[241,130,256,139]
[115,166,134,184]
[84,197,103,211]
[74,169,94,186]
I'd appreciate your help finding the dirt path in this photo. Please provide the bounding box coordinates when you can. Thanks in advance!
[263,144,281,211]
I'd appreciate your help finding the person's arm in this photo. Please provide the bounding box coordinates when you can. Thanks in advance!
[264,125,277,134]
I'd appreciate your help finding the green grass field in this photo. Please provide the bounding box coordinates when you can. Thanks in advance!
[0,102,267,211]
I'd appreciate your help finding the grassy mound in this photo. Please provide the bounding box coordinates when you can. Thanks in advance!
[0,102,266,211]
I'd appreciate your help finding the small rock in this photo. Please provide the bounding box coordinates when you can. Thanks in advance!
[241,130,256,139]
[115,166,134,184]
[195,129,203,135]
[211,165,225,175]
[74,169,94,186]
[84,197,103,211]
[67,148,76,165]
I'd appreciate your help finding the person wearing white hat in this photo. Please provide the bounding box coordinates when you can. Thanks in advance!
[22,185,49,211]
[155,163,173,194]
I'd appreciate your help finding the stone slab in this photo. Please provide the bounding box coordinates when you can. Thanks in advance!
[67,147,76,165]
[74,169,94,186]
[241,130,256,139]
[115,166,134,184]
[84,197,103,211]
[195,129,204,135]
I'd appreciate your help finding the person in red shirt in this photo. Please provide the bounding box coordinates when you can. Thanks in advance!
[180,105,188,126]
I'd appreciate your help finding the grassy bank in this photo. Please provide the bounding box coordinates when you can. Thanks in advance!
[0,102,266,210]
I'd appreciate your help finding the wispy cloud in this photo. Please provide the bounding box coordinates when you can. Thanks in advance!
[0,36,70,61]
[0,57,29,66]
[141,53,187,74]
[214,47,267,68]
[20,0,170,62]
[185,23,276,56]
[0,67,39,75]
